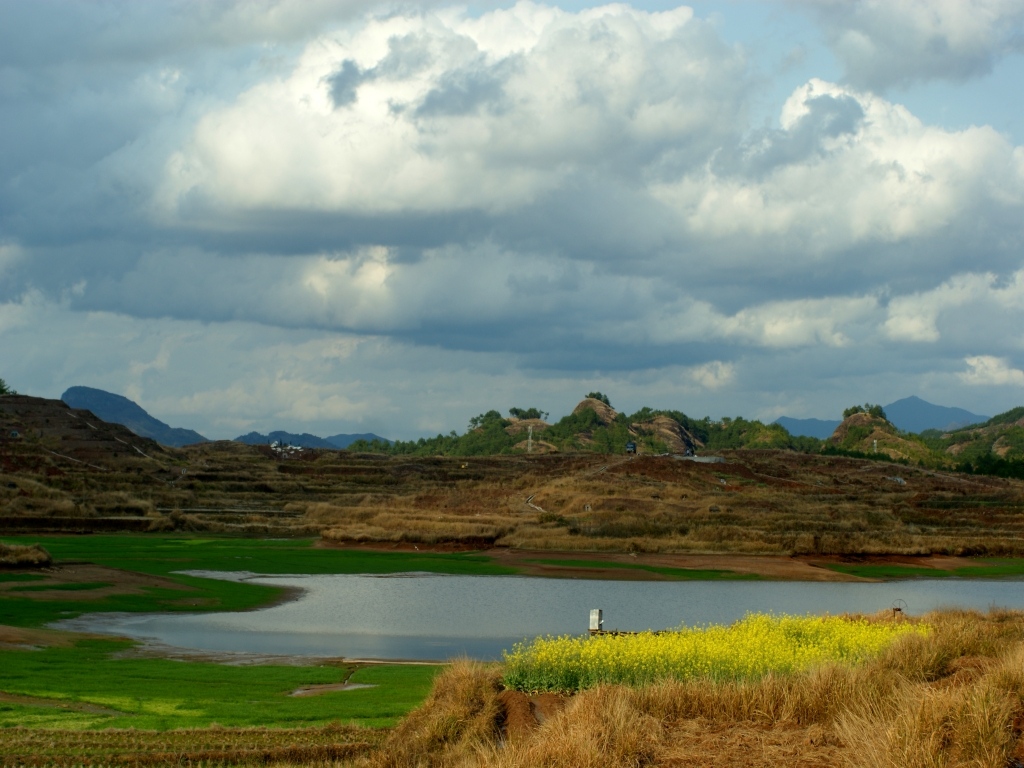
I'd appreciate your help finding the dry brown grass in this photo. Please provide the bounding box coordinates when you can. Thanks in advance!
[365,659,504,768]
[0,541,52,567]
[307,451,1024,557]
[356,610,1024,768]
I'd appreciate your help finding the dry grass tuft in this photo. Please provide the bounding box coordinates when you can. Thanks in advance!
[0,541,52,568]
[485,687,665,768]
[365,659,503,768]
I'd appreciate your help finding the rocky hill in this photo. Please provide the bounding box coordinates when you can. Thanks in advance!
[827,412,933,464]
[572,397,618,426]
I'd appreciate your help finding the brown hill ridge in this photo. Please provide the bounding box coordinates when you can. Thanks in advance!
[0,394,168,465]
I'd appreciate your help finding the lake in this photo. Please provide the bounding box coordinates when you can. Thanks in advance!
[55,572,1024,661]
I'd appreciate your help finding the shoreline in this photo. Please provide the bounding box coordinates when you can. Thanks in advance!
[317,541,998,582]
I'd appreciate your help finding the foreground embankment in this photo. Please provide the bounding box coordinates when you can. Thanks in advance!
[368,609,1024,768]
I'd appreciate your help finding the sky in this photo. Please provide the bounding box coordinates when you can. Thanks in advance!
[2,0,1023,441]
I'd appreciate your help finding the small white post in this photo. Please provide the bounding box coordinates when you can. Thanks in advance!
[589,608,603,633]
[873,439,877,454]
[528,425,533,454]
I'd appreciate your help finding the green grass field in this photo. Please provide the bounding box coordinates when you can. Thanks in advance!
[0,573,45,583]
[0,638,440,730]
[821,558,1024,580]
[525,558,759,580]
[0,536,473,733]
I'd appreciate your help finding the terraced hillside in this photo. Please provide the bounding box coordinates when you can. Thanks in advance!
[3,395,1024,555]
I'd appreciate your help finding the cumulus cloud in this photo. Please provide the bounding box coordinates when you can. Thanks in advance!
[655,79,1024,261]
[793,0,1024,90]
[157,3,746,218]
[885,270,1024,345]
[3,1,1024,434]
[960,355,1024,386]
[688,361,735,390]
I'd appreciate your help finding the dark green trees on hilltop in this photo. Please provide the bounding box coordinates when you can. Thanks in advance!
[843,403,888,420]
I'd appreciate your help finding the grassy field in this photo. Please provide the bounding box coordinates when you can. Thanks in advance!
[822,558,1024,580]
[0,535,456,755]
[3,534,516,577]
[0,637,439,730]
[524,557,759,580]
[0,722,382,766]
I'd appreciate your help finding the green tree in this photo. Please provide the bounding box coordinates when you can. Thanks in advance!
[0,378,15,395]
[467,410,504,430]
[843,403,887,420]
[585,391,611,406]
[508,407,548,420]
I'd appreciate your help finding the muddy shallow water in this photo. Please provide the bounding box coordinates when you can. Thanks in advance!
[56,572,1024,661]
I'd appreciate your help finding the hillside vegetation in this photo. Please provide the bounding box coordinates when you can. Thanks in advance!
[348,394,1023,479]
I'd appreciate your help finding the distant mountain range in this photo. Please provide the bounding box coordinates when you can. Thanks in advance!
[61,386,208,448]
[60,385,390,449]
[234,431,390,449]
[775,396,989,439]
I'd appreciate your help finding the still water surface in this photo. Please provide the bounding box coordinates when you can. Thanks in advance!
[60,573,1024,661]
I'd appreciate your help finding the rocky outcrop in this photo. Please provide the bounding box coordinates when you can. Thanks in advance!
[631,415,702,454]
[572,398,617,425]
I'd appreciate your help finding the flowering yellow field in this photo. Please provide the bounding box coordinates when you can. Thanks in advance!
[502,613,929,692]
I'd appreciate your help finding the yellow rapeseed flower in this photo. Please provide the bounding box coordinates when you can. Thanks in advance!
[502,613,929,692]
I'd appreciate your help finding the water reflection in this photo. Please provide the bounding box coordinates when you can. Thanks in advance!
[58,573,1024,661]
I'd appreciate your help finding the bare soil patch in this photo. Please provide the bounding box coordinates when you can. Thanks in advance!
[0,624,87,650]
[290,682,377,696]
